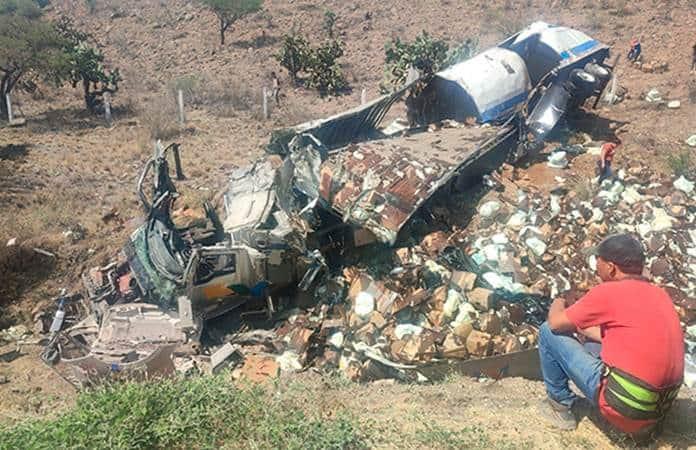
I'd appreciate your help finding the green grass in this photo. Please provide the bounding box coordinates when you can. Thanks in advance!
[0,375,365,450]
[666,149,694,178]
[416,424,533,450]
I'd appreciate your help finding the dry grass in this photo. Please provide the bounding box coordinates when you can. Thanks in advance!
[483,7,531,37]
[567,174,595,202]
[167,75,258,119]
[139,95,181,140]
[0,244,56,310]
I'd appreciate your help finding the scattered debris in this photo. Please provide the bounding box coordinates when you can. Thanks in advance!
[0,325,31,345]
[638,61,669,73]
[674,176,694,194]
[32,248,55,258]
[547,151,568,169]
[210,343,242,374]
[645,88,663,103]
[63,224,87,243]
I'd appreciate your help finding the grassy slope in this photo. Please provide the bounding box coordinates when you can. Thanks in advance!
[2,372,693,450]
[0,375,363,450]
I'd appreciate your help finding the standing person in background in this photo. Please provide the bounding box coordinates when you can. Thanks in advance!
[598,139,620,184]
[270,71,280,106]
[627,37,642,62]
[691,42,696,72]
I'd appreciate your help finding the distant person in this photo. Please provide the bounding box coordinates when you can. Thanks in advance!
[537,234,683,442]
[597,140,620,183]
[627,37,642,63]
[691,43,696,72]
[270,71,280,106]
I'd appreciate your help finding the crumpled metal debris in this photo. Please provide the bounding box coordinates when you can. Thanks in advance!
[686,135,696,147]
[674,176,694,194]
[250,158,696,384]
[0,325,31,344]
[547,151,568,169]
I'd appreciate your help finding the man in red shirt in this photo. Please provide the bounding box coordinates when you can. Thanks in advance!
[538,234,684,440]
[598,140,620,183]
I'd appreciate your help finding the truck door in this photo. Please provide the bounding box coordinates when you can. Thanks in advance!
[186,247,267,318]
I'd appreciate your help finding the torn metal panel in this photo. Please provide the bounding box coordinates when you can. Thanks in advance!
[418,348,542,381]
[54,345,179,389]
[50,304,189,388]
[267,82,415,155]
[93,303,187,349]
[223,160,278,233]
[287,134,327,200]
[318,124,513,244]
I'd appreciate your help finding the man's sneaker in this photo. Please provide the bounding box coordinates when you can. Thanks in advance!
[538,398,577,431]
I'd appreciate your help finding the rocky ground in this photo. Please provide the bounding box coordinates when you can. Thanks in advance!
[1,0,696,447]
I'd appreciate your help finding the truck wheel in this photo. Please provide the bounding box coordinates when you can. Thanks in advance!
[569,69,597,96]
[584,63,611,82]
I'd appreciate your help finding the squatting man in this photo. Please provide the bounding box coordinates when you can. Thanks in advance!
[537,233,684,441]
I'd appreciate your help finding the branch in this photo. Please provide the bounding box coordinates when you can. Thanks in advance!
[221,17,231,32]
[7,70,25,93]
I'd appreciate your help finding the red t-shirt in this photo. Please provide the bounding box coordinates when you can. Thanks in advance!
[566,279,684,433]
[601,142,618,162]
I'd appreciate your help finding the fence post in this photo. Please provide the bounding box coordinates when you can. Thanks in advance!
[104,92,112,126]
[5,94,13,123]
[361,88,367,105]
[262,87,269,120]
[177,89,185,125]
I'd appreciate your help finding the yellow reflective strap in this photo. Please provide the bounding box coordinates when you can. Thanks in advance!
[608,389,657,412]
[610,372,659,403]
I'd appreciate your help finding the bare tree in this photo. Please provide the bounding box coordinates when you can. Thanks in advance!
[200,0,262,46]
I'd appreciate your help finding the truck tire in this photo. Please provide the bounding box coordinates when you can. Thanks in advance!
[569,69,597,97]
[584,63,611,83]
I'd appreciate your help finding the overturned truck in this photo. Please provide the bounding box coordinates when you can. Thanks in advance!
[44,22,615,386]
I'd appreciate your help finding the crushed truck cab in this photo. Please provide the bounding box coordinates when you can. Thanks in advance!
[46,144,322,387]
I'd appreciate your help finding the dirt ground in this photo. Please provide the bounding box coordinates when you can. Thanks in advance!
[1,0,695,447]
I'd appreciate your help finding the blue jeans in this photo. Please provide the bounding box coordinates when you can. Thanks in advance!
[598,160,612,183]
[538,322,604,407]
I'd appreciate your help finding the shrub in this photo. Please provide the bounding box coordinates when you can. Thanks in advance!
[382,32,478,91]
[276,34,311,84]
[276,34,347,96]
[168,74,255,118]
[444,38,479,66]
[54,17,122,114]
[168,75,200,104]
[687,77,696,104]
[323,9,337,38]
[0,0,66,119]
[384,31,448,89]
[306,39,347,96]
[667,150,694,178]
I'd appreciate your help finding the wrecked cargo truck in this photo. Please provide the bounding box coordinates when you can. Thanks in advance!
[270,21,613,244]
[42,144,325,386]
[43,22,615,385]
